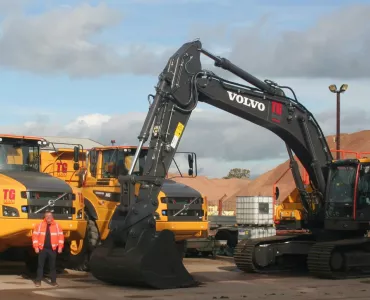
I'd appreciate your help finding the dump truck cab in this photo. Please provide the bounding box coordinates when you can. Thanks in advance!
[0,134,86,270]
[40,144,208,271]
[87,146,208,240]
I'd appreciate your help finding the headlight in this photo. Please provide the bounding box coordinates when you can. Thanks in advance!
[2,206,19,217]
[76,209,83,219]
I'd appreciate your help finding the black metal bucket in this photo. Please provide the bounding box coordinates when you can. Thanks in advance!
[89,229,198,289]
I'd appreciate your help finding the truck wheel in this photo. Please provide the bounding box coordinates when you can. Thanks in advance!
[215,230,238,249]
[67,214,99,271]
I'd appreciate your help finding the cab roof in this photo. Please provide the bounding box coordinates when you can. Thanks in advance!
[91,146,149,151]
[41,145,148,153]
[0,134,45,141]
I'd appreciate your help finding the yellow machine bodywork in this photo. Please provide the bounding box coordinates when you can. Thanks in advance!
[41,145,208,270]
[0,135,86,265]
[274,185,312,230]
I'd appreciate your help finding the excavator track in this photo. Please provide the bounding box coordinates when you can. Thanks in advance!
[234,235,309,274]
[308,237,370,279]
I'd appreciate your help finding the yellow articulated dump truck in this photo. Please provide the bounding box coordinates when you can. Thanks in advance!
[40,143,208,271]
[0,134,86,272]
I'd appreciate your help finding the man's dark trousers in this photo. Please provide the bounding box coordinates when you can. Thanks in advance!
[36,224,57,283]
[36,248,57,283]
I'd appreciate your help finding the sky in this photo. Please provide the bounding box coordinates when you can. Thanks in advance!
[1,0,370,178]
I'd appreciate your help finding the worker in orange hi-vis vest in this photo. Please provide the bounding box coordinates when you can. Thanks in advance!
[32,210,64,287]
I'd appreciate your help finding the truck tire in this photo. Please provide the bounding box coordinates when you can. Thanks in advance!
[215,229,238,248]
[67,214,99,271]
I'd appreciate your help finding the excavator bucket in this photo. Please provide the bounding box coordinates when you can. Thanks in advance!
[89,229,198,289]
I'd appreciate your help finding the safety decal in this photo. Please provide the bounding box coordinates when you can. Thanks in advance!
[170,122,185,149]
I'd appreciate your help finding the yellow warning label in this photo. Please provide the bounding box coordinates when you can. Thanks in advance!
[170,122,185,149]
[174,122,184,137]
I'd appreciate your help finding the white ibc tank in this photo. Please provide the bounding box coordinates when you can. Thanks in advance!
[236,196,273,226]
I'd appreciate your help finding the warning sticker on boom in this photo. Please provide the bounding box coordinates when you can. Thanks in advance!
[170,122,184,149]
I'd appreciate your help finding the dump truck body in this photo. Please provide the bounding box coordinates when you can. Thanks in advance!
[0,135,86,269]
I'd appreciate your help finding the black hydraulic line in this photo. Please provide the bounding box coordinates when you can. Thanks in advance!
[200,48,285,96]
[299,117,327,199]
[137,81,167,143]
[285,144,309,213]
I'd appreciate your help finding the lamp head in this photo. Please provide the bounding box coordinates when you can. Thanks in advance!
[329,84,338,93]
[339,84,348,93]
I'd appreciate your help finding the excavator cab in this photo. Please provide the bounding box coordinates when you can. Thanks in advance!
[325,159,370,230]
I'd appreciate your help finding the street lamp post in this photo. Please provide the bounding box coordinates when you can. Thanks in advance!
[328,84,348,160]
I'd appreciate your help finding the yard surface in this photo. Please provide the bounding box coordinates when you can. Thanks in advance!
[1,257,369,299]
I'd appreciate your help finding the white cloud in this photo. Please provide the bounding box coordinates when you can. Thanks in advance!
[0,3,369,78]
[64,113,112,131]
[0,0,29,15]
[0,3,125,77]
[123,0,231,4]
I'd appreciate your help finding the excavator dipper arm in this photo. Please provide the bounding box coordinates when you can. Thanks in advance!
[89,40,334,289]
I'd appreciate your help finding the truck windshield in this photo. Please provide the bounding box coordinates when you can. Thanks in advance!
[327,165,357,203]
[101,149,147,178]
[0,140,40,172]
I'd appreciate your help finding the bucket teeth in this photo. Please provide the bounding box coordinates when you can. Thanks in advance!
[90,230,198,289]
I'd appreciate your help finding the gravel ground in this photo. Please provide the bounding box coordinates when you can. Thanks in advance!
[1,257,370,300]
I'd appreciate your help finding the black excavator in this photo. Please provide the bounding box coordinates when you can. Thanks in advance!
[89,40,370,289]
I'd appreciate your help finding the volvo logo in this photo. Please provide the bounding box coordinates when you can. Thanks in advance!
[48,199,56,206]
[227,91,266,111]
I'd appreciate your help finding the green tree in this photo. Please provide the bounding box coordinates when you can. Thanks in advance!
[223,168,250,179]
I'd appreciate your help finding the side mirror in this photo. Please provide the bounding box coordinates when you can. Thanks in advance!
[275,186,280,200]
[188,153,194,169]
[188,153,195,177]
[170,151,198,179]
[73,146,80,171]
[73,146,80,163]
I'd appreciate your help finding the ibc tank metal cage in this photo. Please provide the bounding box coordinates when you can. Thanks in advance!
[236,196,274,226]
